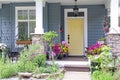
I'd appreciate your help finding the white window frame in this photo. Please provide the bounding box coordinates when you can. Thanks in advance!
[15,6,35,46]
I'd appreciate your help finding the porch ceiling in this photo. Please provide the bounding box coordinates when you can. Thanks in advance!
[0,0,119,8]
[46,0,106,5]
[0,0,107,5]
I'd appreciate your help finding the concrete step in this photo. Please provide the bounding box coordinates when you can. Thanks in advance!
[46,61,90,72]
[64,65,90,72]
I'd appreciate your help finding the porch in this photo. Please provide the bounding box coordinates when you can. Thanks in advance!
[47,56,90,72]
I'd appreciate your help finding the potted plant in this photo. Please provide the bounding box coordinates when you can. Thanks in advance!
[16,33,32,45]
[86,42,112,73]
[51,41,69,59]
[42,31,58,60]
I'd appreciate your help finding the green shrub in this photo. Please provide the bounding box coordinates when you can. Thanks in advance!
[17,61,36,72]
[0,64,18,79]
[113,70,120,80]
[92,70,113,80]
[35,64,59,74]
[33,54,46,67]
[18,44,46,71]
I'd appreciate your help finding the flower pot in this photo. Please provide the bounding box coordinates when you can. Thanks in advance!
[16,40,32,45]
[57,54,63,60]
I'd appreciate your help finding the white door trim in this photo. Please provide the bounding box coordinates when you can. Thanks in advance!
[64,8,88,55]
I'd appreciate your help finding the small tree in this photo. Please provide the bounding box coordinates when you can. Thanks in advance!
[42,31,58,59]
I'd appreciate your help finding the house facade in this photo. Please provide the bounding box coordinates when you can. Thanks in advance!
[0,0,119,56]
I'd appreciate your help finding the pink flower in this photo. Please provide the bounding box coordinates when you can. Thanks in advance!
[52,51,56,57]
[62,41,66,45]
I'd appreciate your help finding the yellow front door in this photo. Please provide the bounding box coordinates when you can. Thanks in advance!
[67,18,83,56]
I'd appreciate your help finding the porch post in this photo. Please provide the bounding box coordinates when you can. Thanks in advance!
[106,0,120,57]
[109,0,119,33]
[35,0,44,34]
[31,0,45,54]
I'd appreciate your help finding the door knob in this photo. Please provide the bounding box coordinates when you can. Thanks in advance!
[68,34,70,44]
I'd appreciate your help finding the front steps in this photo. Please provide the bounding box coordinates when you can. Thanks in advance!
[46,60,90,72]
[64,63,90,72]
[47,56,90,72]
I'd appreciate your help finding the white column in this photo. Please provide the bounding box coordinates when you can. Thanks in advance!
[109,0,119,34]
[35,0,44,34]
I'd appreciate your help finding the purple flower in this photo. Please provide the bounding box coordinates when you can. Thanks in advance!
[117,64,120,67]
[62,41,66,45]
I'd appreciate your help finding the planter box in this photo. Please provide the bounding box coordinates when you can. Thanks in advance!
[16,40,32,45]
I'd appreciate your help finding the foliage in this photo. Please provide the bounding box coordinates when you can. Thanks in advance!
[42,31,58,47]
[0,63,18,79]
[34,63,59,74]
[89,45,112,72]
[33,54,46,67]
[103,16,110,33]
[17,61,36,72]
[113,70,120,80]
[18,44,46,71]
[92,70,113,80]
[98,37,106,41]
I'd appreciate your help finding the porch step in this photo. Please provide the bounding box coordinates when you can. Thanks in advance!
[46,61,90,72]
[64,65,90,72]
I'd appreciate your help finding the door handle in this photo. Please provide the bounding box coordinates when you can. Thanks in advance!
[68,34,70,44]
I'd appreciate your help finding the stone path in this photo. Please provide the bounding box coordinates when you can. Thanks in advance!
[2,71,91,80]
[63,71,91,80]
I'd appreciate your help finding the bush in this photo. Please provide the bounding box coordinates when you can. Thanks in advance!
[17,61,36,72]
[92,70,113,80]
[18,44,46,72]
[35,64,59,74]
[113,70,120,80]
[0,64,18,79]
[33,54,46,67]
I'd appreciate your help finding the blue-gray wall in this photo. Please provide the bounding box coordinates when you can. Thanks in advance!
[0,2,107,51]
[0,2,35,51]
[61,5,107,46]
[47,3,61,43]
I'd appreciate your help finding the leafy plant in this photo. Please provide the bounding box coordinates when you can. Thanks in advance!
[33,54,46,67]
[34,64,59,74]
[42,31,58,59]
[42,31,58,47]
[92,70,113,80]
[0,63,18,79]
[18,44,46,72]
[17,61,36,72]
[113,70,120,80]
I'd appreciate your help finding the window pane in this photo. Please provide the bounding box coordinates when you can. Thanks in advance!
[18,22,28,40]
[29,21,35,34]
[18,10,28,20]
[29,10,36,20]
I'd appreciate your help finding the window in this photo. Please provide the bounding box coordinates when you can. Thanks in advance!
[16,7,36,40]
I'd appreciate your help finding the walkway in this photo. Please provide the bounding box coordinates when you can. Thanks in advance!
[63,71,91,80]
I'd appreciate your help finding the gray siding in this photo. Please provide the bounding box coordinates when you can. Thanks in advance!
[0,4,11,49]
[0,2,107,51]
[0,3,35,51]
[61,5,107,46]
[48,3,61,43]
[43,2,48,32]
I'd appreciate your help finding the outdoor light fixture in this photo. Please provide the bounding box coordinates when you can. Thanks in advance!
[73,0,79,16]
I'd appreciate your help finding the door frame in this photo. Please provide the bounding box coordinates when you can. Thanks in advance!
[64,8,88,55]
